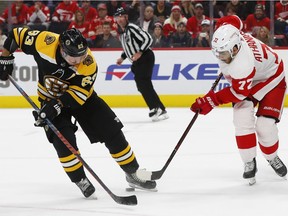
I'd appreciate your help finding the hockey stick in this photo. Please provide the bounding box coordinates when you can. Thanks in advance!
[8,75,137,206]
[150,73,223,180]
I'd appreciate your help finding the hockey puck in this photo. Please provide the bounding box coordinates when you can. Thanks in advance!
[125,187,135,192]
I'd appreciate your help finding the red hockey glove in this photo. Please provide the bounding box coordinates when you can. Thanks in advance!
[0,55,15,81]
[190,90,219,115]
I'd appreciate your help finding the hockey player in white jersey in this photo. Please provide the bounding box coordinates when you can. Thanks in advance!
[191,16,287,185]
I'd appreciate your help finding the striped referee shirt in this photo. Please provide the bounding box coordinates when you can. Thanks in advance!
[119,23,153,62]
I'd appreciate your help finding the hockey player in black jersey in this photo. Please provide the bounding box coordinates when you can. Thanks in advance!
[0,28,156,197]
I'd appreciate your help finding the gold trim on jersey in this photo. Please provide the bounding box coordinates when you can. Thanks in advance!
[13,27,28,49]
[70,85,89,99]
[35,31,59,63]
[38,82,55,100]
[66,89,86,105]
[75,51,97,77]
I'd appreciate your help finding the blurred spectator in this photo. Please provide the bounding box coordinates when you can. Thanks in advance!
[0,0,30,32]
[151,22,168,48]
[27,0,50,31]
[49,0,79,34]
[93,21,121,48]
[0,27,7,50]
[163,5,187,38]
[180,0,194,19]
[186,3,210,38]
[255,26,272,46]
[244,1,270,18]
[226,5,237,16]
[51,0,78,22]
[88,3,117,40]
[193,19,211,47]
[225,0,247,20]
[46,0,57,15]
[245,4,270,36]
[169,21,192,47]
[127,0,140,24]
[68,10,90,39]
[212,0,226,19]
[275,0,288,35]
[153,0,172,24]
[135,5,158,35]
[106,0,126,17]
[80,0,98,22]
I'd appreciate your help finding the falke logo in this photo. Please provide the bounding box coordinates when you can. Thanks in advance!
[104,63,222,81]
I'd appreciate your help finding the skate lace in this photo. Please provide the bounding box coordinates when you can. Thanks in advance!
[269,156,283,170]
[76,178,90,191]
[131,173,146,183]
[244,161,255,172]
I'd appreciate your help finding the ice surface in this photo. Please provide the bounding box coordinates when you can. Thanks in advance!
[1,107,288,216]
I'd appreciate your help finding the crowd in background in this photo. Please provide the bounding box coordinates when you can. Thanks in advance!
[0,0,288,50]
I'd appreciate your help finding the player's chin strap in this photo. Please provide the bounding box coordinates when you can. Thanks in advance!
[144,73,224,181]
[8,75,137,206]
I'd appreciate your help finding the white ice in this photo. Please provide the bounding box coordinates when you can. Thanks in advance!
[1,107,288,216]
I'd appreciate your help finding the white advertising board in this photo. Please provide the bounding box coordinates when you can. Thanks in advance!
[0,48,287,107]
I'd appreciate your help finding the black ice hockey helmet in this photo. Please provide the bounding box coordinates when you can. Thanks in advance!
[59,28,88,57]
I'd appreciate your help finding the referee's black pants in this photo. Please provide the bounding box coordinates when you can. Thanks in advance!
[131,49,166,111]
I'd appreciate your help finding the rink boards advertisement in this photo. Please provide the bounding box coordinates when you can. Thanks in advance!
[0,49,288,107]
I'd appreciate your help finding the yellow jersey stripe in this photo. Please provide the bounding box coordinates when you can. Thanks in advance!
[66,90,85,105]
[70,85,89,96]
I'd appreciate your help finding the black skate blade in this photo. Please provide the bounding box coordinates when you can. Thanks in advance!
[127,184,158,192]
[113,194,137,206]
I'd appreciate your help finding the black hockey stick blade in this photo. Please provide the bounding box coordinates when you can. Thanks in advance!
[113,194,137,206]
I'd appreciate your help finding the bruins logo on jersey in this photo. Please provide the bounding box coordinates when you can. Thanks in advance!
[44,75,69,97]
[83,55,93,66]
[44,34,56,45]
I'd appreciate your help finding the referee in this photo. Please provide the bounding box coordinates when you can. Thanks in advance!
[115,7,168,122]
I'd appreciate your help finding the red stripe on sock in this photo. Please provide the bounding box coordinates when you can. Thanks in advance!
[236,133,257,149]
[259,141,279,155]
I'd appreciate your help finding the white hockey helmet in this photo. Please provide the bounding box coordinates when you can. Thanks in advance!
[212,24,241,59]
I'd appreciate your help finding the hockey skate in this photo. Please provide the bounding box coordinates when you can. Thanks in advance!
[75,177,96,198]
[149,108,169,122]
[243,158,257,185]
[126,170,157,192]
[267,155,287,178]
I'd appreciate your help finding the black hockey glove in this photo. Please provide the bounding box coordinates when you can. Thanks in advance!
[32,99,63,127]
[0,55,15,81]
